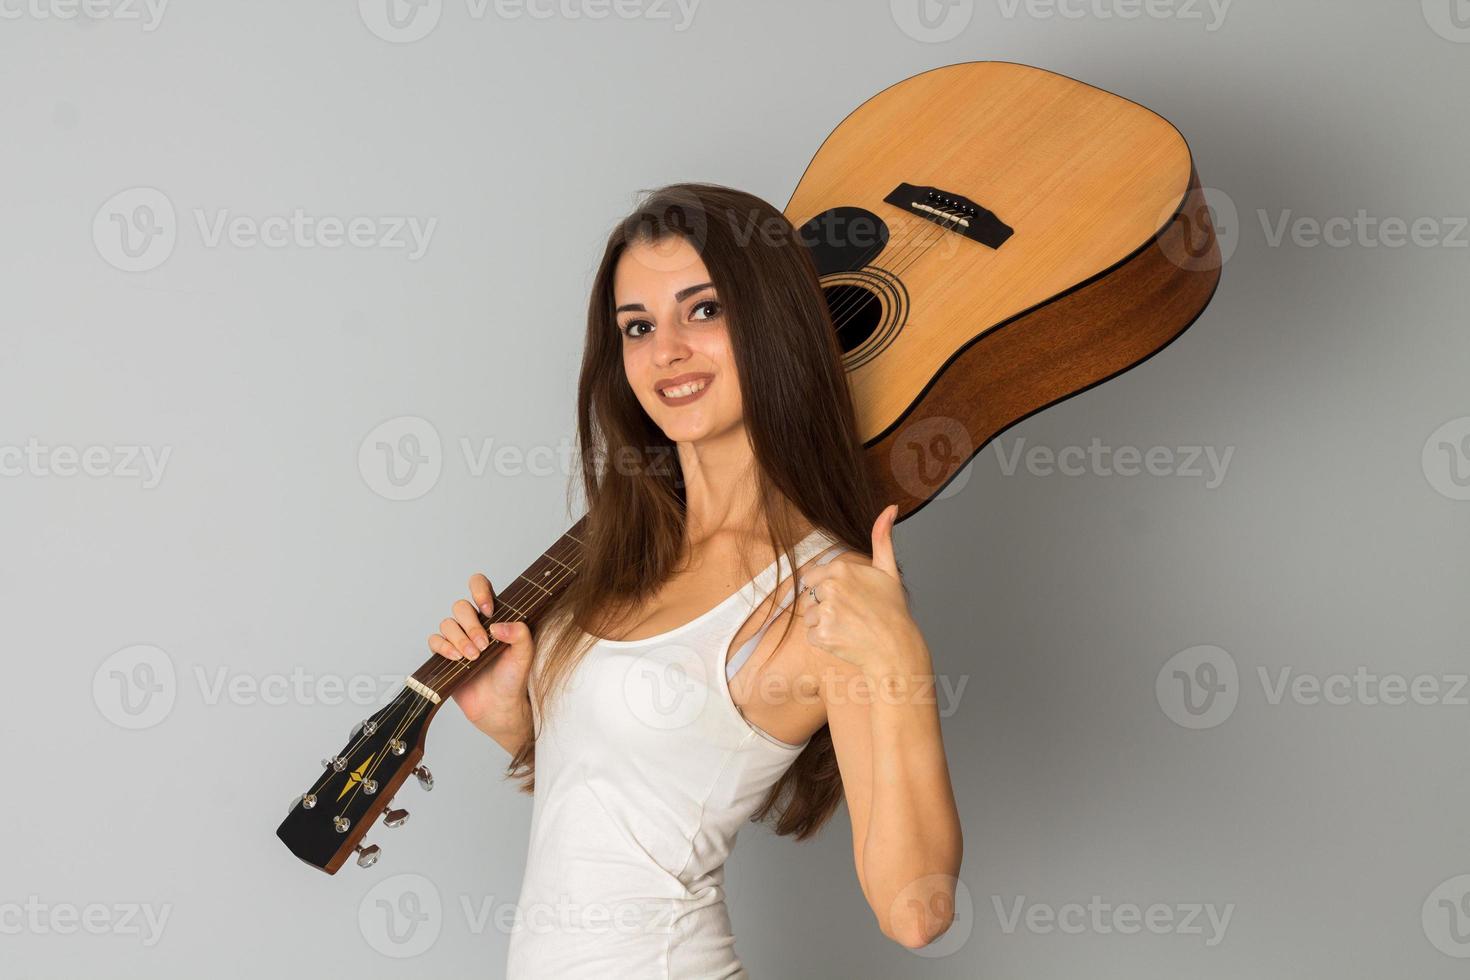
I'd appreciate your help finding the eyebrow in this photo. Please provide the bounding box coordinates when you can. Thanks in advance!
[614,281,715,314]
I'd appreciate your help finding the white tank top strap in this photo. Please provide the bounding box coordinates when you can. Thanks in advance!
[726,531,852,681]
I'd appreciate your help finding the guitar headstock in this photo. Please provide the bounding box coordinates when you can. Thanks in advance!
[276,688,439,874]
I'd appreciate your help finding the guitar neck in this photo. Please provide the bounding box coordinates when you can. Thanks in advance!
[406,515,588,703]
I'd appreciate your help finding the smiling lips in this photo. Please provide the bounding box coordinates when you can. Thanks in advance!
[655,372,714,405]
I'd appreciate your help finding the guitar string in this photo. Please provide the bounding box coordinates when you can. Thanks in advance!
[302,539,585,807]
[812,191,974,327]
[820,205,968,336]
[411,535,585,697]
[329,546,588,821]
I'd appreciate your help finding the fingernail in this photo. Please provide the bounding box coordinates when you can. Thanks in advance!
[480,603,494,616]
[489,622,504,640]
[476,633,490,652]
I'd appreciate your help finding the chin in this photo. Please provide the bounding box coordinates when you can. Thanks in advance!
[654,412,735,446]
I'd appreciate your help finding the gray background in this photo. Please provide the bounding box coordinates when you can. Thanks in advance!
[4,1,1468,977]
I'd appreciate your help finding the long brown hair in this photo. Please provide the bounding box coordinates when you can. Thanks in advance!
[505,182,884,840]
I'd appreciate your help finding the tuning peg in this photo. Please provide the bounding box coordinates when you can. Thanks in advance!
[349,719,379,740]
[287,793,317,814]
[354,843,380,868]
[413,764,434,791]
[383,804,410,828]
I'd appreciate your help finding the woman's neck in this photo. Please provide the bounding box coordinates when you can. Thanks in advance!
[675,426,807,546]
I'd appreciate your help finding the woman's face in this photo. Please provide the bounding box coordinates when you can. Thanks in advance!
[614,235,744,446]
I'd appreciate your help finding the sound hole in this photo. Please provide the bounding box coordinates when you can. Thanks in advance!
[823,283,882,354]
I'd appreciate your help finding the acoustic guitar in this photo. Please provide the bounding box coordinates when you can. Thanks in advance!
[276,60,1221,873]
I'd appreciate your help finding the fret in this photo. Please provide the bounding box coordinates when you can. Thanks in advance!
[408,516,588,698]
[517,573,552,596]
[496,597,531,620]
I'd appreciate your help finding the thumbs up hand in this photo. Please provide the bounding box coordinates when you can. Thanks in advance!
[794,504,928,674]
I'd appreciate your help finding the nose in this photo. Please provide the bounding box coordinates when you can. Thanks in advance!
[649,318,691,368]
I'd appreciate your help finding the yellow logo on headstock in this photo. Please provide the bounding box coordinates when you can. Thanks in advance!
[337,753,377,801]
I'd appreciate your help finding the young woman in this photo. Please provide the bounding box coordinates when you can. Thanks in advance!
[427,183,962,977]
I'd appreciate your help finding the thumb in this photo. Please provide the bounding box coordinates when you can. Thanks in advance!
[870,504,900,578]
[490,620,536,660]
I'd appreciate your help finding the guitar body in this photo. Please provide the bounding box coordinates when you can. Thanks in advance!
[784,61,1220,515]
[277,61,1220,874]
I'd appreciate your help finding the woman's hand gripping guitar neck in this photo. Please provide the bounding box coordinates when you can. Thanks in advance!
[427,572,538,757]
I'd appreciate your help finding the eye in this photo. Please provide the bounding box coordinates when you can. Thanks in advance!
[690,299,722,321]
[621,318,653,339]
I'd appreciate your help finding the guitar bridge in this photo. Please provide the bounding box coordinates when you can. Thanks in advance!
[882,183,1013,249]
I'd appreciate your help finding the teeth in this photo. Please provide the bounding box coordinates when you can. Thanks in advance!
[661,379,708,398]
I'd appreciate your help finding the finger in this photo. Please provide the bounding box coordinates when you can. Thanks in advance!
[801,598,833,627]
[800,565,844,600]
[469,573,495,617]
[489,620,536,661]
[870,503,900,578]
[440,617,477,660]
[428,633,461,660]
[792,581,812,618]
[453,599,491,652]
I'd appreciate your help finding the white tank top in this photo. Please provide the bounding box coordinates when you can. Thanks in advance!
[506,529,849,979]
